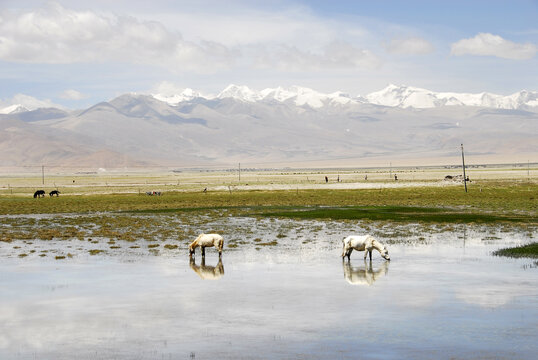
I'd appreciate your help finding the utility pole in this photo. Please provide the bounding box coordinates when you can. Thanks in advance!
[461,144,467,193]
[389,162,392,179]
[238,162,241,183]
[41,165,45,185]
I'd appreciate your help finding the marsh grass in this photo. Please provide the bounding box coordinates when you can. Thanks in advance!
[1,181,535,260]
[260,206,534,224]
[493,242,538,258]
[258,240,278,246]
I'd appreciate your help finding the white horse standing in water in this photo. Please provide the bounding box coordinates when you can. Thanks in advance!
[342,235,390,261]
[189,233,224,258]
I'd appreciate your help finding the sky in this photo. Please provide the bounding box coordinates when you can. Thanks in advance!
[0,0,537,109]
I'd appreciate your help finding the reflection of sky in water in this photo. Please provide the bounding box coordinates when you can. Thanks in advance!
[0,224,537,359]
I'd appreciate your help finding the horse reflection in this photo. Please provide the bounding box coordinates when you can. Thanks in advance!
[342,259,389,286]
[189,257,225,280]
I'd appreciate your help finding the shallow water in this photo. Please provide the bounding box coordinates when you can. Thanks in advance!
[1,217,537,359]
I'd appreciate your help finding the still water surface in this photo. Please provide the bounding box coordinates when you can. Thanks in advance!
[1,222,537,359]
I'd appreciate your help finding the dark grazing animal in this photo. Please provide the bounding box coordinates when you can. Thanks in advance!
[33,190,46,198]
[49,190,60,197]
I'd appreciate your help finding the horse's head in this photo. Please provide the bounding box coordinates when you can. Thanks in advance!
[189,245,195,256]
[380,248,390,260]
[372,239,390,260]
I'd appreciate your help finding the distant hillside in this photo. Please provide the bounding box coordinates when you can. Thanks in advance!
[0,84,537,169]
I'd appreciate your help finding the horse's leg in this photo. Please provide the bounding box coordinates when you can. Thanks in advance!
[369,249,372,261]
[201,246,205,257]
[347,248,353,260]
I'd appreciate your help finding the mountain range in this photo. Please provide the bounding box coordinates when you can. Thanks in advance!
[149,84,538,110]
[1,84,537,169]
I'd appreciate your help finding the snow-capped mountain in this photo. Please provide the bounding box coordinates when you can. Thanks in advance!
[218,84,260,102]
[2,84,537,114]
[150,83,537,110]
[366,84,538,109]
[1,87,536,168]
[216,84,363,108]
[151,84,361,108]
[258,86,357,108]
[0,104,29,114]
[152,88,210,104]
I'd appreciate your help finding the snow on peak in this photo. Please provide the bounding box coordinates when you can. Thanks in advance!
[152,88,208,105]
[366,84,538,109]
[259,86,356,108]
[152,83,537,109]
[0,104,29,114]
[216,84,358,108]
[218,84,260,102]
[366,84,441,108]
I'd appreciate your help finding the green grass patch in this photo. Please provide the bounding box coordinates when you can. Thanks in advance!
[258,240,278,246]
[260,206,533,223]
[493,242,538,258]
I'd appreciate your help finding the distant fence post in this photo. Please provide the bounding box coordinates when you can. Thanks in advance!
[461,144,467,193]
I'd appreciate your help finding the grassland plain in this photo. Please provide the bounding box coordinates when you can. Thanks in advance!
[0,180,535,216]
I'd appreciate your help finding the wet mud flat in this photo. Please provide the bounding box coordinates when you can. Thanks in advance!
[0,214,537,359]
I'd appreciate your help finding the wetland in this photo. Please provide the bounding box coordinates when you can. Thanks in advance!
[0,169,537,359]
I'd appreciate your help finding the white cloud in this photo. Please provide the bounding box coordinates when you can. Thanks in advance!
[455,283,537,309]
[59,89,87,100]
[153,6,345,49]
[450,33,537,60]
[0,94,63,110]
[385,37,434,55]
[0,3,237,72]
[253,42,381,71]
[0,3,382,75]
[151,81,186,97]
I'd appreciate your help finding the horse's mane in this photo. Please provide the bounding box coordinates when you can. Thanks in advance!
[372,239,386,251]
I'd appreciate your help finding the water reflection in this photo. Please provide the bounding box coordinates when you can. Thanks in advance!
[189,257,225,280]
[342,259,389,286]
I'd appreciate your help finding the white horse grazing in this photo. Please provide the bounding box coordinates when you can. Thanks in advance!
[342,235,390,261]
[189,233,224,258]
